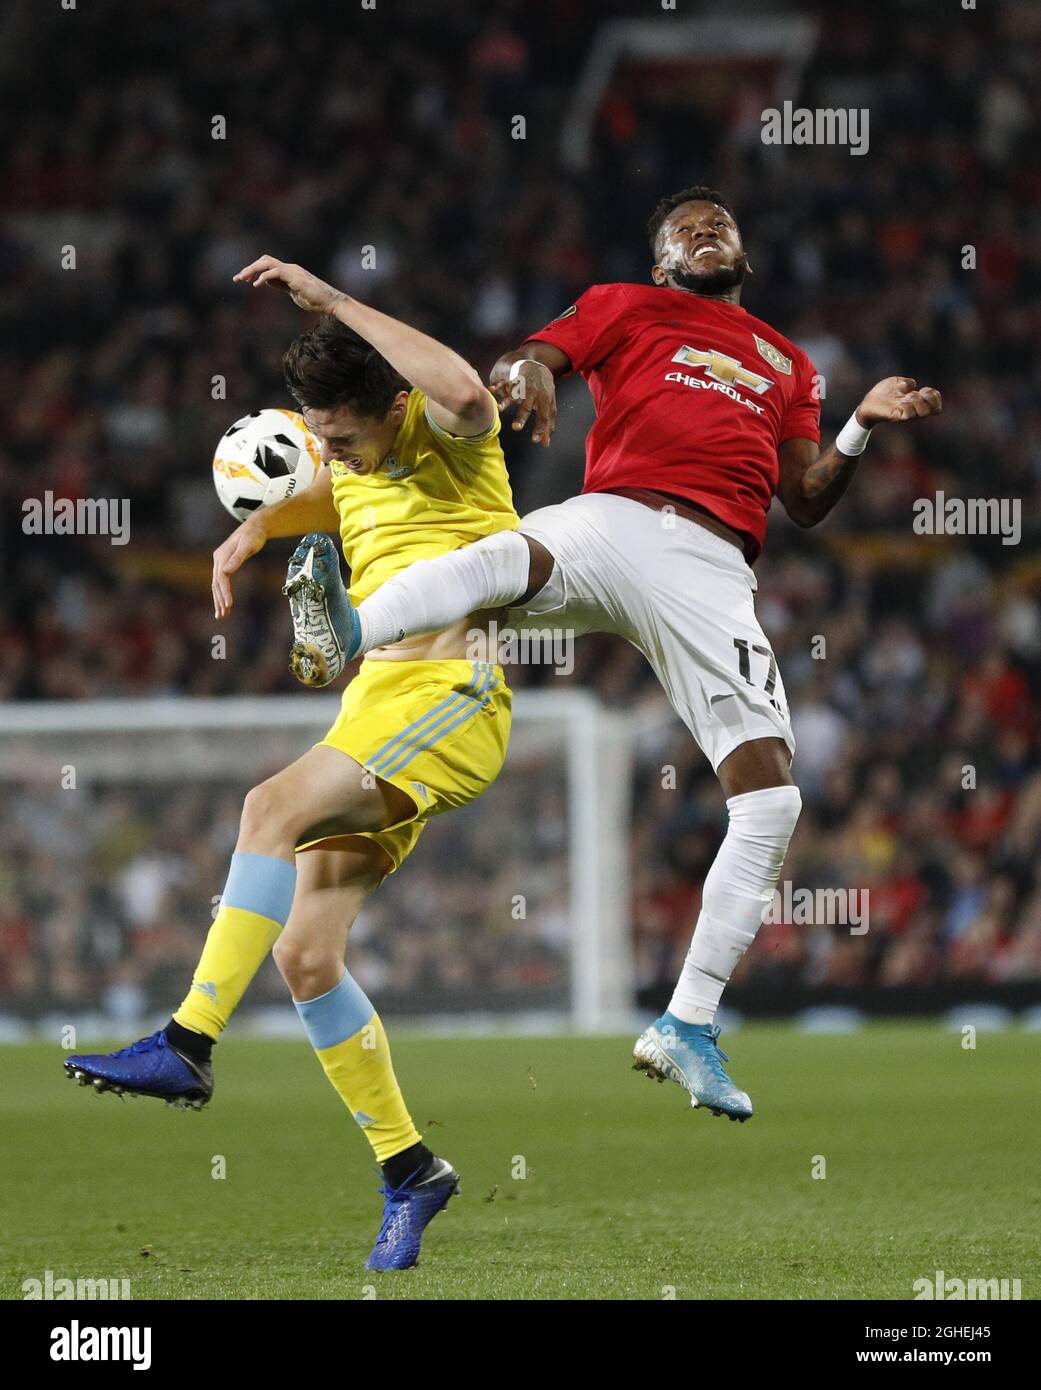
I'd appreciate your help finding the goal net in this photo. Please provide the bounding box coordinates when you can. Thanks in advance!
[0,691,634,1038]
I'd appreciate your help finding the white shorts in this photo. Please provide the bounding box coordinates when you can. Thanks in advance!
[510,492,795,773]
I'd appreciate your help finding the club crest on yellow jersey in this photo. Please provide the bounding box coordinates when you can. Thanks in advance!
[327,388,519,604]
[330,455,415,481]
[381,453,415,480]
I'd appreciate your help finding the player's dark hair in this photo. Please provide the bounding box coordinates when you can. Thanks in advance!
[283,317,410,418]
[647,186,737,258]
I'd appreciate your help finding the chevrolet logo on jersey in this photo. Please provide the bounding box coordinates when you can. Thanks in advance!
[670,345,775,395]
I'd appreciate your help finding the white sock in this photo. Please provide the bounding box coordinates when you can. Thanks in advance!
[668,784,802,1024]
[355,530,532,652]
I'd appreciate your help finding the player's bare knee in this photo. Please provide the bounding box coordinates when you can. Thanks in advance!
[239,777,299,843]
[273,934,341,999]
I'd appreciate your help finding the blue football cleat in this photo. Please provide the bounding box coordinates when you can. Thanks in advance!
[366,1156,461,1271]
[633,1013,753,1121]
[283,532,361,686]
[64,1030,213,1110]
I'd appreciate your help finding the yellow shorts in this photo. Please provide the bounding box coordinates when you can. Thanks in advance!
[298,657,511,872]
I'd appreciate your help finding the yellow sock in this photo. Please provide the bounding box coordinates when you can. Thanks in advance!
[295,973,421,1163]
[173,851,296,1040]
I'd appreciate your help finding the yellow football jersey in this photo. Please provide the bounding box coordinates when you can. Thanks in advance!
[328,388,519,603]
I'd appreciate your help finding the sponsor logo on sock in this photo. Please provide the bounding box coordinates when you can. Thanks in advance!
[354,1110,375,1128]
[191,981,218,1001]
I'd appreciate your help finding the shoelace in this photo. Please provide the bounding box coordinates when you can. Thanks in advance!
[372,1183,418,1246]
[371,1165,431,1246]
[703,1024,730,1069]
[112,1030,166,1059]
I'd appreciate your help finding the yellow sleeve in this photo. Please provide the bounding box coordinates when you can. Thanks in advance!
[422,390,502,451]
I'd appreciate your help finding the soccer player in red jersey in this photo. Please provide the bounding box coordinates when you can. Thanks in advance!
[281,188,942,1119]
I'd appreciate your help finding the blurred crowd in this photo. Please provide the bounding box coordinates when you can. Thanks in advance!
[0,759,572,1023]
[2,0,1040,1016]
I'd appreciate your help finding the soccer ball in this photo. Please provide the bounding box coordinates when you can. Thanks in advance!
[212,408,322,522]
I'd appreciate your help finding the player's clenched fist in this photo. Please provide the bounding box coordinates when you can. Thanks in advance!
[234,256,345,316]
[855,376,942,426]
[489,359,558,446]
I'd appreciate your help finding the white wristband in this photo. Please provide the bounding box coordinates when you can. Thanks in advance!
[508,358,541,382]
[835,411,873,457]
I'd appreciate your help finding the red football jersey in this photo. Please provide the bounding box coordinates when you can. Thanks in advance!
[529,282,821,559]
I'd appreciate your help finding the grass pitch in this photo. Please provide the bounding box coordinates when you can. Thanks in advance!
[2,1025,1038,1300]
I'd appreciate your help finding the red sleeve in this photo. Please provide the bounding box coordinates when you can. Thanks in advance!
[526,284,629,375]
[779,349,822,445]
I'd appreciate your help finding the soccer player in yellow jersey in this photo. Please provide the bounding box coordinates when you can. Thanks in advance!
[64,256,530,1271]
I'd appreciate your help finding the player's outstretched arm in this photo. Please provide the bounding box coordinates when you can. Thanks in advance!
[234,255,494,439]
[489,341,569,448]
[778,375,941,528]
[212,465,338,619]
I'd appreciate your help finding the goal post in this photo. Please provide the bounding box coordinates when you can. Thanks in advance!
[560,14,820,173]
[1,690,635,1035]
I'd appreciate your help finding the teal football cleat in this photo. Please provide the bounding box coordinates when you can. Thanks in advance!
[633,1012,753,1121]
[283,532,361,686]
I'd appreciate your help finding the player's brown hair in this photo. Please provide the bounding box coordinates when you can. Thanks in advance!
[283,317,410,418]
